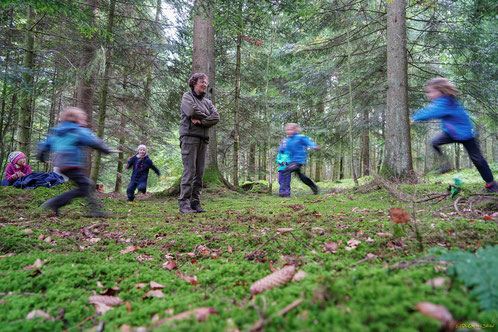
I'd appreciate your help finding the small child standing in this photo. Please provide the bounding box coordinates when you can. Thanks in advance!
[126,144,160,202]
[37,107,120,216]
[281,123,321,194]
[412,78,497,193]
[276,139,291,197]
[1,151,32,186]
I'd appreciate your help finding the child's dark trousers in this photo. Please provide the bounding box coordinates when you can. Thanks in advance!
[278,171,291,197]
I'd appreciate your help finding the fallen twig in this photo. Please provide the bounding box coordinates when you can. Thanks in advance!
[278,298,303,315]
[453,197,462,215]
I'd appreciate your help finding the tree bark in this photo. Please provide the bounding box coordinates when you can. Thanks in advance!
[91,0,116,183]
[17,5,35,158]
[233,27,242,187]
[361,109,370,176]
[385,0,413,179]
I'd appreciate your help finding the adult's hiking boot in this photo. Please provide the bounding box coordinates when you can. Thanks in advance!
[191,204,206,213]
[179,206,197,213]
[485,181,498,193]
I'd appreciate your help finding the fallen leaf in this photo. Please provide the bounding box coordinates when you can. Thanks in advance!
[162,260,177,271]
[125,301,131,312]
[44,237,52,243]
[376,232,393,237]
[277,228,294,234]
[150,281,165,289]
[483,215,493,220]
[38,234,45,241]
[175,271,200,285]
[24,258,43,271]
[250,265,296,295]
[26,309,52,320]
[120,246,136,254]
[100,286,119,296]
[389,208,410,224]
[144,290,164,299]
[415,302,454,328]
[93,302,114,315]
[88,238,101,244]
[347,238,361,248]
[23,228,33,234]
[135,283,147,289]
[155,307,218,327]
[88,295,123,307]
[323,242,338,253]
[227,245,233,253]
[292,270,307,282]
[365,253,378,259]
[425,277,449,288]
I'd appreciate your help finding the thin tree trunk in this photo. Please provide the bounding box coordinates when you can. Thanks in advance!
[91,0,116,183]
[361,109,370,176]
[17,5,35,157]
[248,143,256,181]
[346,28,359,186]
[233,28,242,187]
[114,107,127,193]
[385,0,413,179]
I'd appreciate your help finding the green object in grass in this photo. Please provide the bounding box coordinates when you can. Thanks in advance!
[449,178,462,198]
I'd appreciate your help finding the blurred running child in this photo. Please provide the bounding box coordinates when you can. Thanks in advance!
[412,78,497,193]
[37,107,120,216]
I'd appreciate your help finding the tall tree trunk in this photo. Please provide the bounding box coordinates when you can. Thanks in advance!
[248,142,256,181]
[385,0,413,179]
[233,28,242,187]
[17,5,35,158]
[346,28,359,186]
[76,0,98,175]
[91,0,116,183]
[361,109,370,176]
[192,0,221,183]
[114,107,127,193]
[339,156,344,180]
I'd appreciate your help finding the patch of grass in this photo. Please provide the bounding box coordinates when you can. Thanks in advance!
[0,170,496,331]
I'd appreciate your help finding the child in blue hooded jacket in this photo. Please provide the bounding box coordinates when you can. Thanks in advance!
[276,138,291,197]
[412,78,497,193]
[37,107,120,216]
[126,144,160,201]
[281,123,321,194]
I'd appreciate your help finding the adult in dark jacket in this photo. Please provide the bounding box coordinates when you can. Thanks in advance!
[178,73,220,213]
[126,144,160,201]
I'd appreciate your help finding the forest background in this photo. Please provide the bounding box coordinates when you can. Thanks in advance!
[0,0,497,192]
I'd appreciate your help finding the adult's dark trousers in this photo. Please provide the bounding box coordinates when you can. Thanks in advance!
[431,132,494,183]
[278,171,291,197]
[127,181,147,200]
[281,162,317,191]
[178,136,208,209]
[45,168,98,209]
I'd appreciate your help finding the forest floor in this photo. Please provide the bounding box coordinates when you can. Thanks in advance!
[0,168,497,332]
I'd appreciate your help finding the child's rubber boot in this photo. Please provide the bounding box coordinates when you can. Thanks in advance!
[40,199,60,216]
[191,204,206,213]
[485,181,498,193]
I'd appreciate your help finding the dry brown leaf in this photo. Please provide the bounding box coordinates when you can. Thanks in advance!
[24,258,43,271]
[365,253,378,259]
[136,254,154,262]
[323,241,338,253]
[292,270,307,282]
[175,271,200,285]
[120,324,132,332]
[150,281,165,289]
[26,309,52,320]
[347,238,361,247]
[425,277,449,288]
[415,302,454,328]
[125,301,132,313]
[23,228,33,234]
[44,237,52,243]
[277,228,294,234]
[227,245,233,253]
[88,238,101,244]
[143,290,164,299]
[88,295,123,306]
[162,260,177,271]
[38,234,45,241]
[389,208,410,224]
[135,283,147,289]
[250,265,296,295]
[155,307,218,327]
[120,246,136,254]
[93,302,114,315]
[376,232,393,237]
[100,286,119,296]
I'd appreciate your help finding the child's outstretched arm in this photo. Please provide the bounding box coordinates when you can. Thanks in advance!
[412,97,453,122]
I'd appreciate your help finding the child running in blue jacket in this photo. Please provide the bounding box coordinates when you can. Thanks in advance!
[126,144,161,201]
[281,123,321,194]
[412,78,497,193]
[37,107,120,216]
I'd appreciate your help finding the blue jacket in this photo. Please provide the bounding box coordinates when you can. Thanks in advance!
[127,155,160,184]
[412,95,475,141]
[37,121,111,170]
[285,133,317,165]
